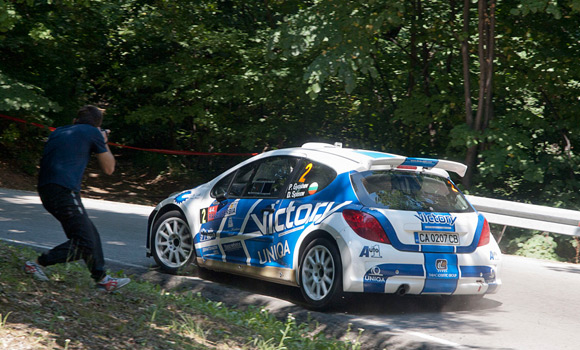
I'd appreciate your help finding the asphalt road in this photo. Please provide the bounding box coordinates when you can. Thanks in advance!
[1,187,579,350]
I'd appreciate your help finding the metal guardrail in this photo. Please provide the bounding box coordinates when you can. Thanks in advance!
[467,195,580,238]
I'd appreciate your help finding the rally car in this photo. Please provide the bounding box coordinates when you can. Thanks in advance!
[145,143,501,309]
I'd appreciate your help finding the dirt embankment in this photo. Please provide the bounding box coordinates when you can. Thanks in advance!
[0,155,195,206]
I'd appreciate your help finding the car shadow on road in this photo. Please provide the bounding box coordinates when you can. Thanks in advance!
[546,265,580,275]
[143,264,502,316]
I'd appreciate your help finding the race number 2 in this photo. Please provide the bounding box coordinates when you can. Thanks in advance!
[298,163,313,183]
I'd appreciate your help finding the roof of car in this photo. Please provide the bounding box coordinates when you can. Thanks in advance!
[298,143,467,177]
[224,143,467,179]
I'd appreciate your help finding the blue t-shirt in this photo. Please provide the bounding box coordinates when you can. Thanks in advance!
[38,124,108,192]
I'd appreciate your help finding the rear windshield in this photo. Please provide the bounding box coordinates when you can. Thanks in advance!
[352,170,474,213]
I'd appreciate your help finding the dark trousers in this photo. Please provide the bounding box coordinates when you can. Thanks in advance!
[37,184,106,282]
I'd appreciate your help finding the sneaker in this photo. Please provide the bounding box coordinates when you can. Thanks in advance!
[24,261,49,281]
[97,275,131,292]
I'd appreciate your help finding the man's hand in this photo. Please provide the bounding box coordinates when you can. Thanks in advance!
[100,128,111,143]
[97,128,115,175]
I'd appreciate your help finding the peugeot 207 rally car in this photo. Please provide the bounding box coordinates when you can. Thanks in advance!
[145,143,501,309]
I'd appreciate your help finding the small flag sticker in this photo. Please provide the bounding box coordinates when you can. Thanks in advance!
[308,182,319,195]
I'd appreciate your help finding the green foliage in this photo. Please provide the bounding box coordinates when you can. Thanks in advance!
[514,234,561,261]
[510,0,563,18]
[0,71,61,112]
[0,121,48,175]
[0,0,19,34]
[269,0,405,98]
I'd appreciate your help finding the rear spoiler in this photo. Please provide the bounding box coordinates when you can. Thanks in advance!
[365,157,468,177]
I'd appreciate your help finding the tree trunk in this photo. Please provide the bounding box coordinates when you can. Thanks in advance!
[461,0,475,187]
[408,0,419,95]
[461,0,495,189]
[461,0,473,128]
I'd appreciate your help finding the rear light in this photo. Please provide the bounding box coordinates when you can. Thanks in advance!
[477,218,491,246]
[342,209,391,244]
[397,165,417,170]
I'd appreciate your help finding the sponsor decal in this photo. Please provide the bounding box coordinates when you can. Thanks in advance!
[414,212,457,232]
[426,255,458,279]
[363,266,386,283]
[436,259,448,271]
[251,200,352,236]
[222,241,243,252]
[362,264,425,293]
[428,271,457,278]
[208,204,218,221]
[226,199,239,216]
[258,240,291,264]
[175,190,193,204]
[359,244,383,258]
[490,250,500,261]
[428,273,458,279]
[201,245,219,255]
[308,182,319,195]
[199,228,216,242]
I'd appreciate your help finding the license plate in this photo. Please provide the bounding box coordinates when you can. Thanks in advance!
[415,232,460,245]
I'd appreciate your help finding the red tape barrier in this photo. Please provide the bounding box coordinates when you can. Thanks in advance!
[0,113,258,157]
[0,113,56,132]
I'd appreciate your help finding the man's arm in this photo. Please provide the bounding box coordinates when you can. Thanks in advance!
[97,129,115,175]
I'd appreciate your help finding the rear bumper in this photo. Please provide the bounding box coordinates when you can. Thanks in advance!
[348,263,501,296]
[339,234,502,296]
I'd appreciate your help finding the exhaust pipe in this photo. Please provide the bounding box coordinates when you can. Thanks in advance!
[396,284,409,296]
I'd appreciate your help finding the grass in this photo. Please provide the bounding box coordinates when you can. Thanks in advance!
[0,242,363,350]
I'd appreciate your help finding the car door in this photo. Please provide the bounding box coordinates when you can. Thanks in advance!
[201,156,300,267]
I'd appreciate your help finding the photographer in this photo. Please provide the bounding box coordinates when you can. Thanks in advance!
[25,105,130,292]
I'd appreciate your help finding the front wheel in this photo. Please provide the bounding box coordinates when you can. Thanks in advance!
[299,237,343,310]
[151,210,196,274]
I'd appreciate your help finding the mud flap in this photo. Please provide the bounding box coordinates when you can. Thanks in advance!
[422,253,459,294]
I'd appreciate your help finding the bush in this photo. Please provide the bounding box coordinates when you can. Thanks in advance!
[514,234,562,261]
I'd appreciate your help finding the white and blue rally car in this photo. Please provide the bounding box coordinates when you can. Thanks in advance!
[146,143,501,309]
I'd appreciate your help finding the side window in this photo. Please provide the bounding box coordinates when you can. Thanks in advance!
[246,157,298,198]
[210,157,300,199]
[245,157,299,198]
[229,163,256,198]
[211,172,235,198]
[285,161,337,199]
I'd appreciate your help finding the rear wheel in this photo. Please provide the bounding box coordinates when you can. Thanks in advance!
[151,210,196,274]
[299,238,342,310]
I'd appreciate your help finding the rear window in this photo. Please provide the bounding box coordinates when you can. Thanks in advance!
[352,171,473,213]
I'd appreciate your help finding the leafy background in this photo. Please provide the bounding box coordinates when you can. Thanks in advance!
[1,0,579,262]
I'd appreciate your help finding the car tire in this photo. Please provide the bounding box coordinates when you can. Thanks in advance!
[299,237,343,310]
[151,210,196,274]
